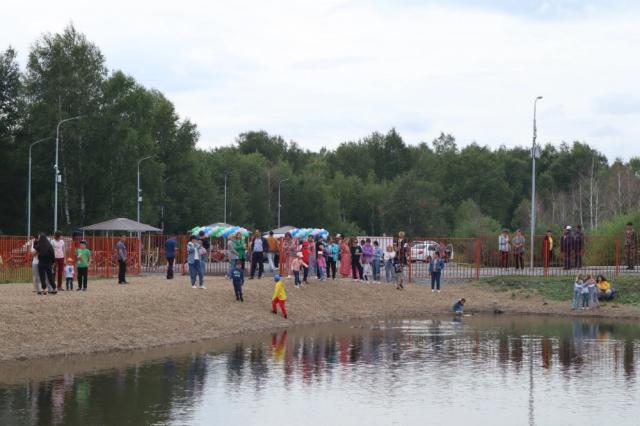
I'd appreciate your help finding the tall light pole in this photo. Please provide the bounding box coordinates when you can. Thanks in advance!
[54,115,83,231]
[28,137,53,238]
[530,96,543,268]
[277,178,289,228]
[137,156,153,223]
[223,173,228,224]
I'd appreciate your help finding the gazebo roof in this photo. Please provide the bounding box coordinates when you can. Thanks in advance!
[80,217,162,232]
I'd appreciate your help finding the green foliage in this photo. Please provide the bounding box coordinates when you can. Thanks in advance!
[2,26,640,238]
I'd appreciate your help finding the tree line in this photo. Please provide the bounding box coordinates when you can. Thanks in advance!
[1,25,639,237]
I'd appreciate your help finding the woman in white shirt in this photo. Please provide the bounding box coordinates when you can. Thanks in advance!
[51,231,66,290]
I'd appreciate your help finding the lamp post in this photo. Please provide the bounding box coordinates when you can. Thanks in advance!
[28,137,53,238]
[530,96,543,269]
[277,178,289,228]
[54,115,83,231]
[223,173,228,224]
[137,156,153,224]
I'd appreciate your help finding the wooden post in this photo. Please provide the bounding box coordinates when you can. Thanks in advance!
[615,239,620,277]
[475,238,481,281]
[543,238,548,277]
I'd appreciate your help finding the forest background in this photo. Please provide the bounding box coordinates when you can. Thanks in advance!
[2,26,640,238]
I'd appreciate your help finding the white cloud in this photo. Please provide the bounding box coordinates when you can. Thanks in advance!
[2,0,640,160]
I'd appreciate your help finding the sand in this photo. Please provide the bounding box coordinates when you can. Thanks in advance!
[1,274,639,363]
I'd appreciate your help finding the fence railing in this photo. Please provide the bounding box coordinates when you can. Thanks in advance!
[1,234,635,283]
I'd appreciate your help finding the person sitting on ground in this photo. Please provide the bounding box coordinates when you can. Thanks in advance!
[596,274,616,301]
[453,298,466,314]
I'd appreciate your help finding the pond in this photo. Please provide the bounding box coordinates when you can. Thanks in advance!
[1,315,639,425]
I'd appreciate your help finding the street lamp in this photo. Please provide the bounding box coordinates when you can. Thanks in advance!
[277,178,289,228]
[530,96,543,268]
[54,115,83,231]
[137,156,153,223]
[223,173,228,224]
[27,137,53,238]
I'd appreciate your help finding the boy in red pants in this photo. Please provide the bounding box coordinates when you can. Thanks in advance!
[271,274,287,319]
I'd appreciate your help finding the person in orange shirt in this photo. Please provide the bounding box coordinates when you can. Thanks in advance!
[271,274,288,319]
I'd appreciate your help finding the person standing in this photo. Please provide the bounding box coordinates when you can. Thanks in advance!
[51,231,66,290]
[232,232,246,272]
[116,235,128,284]
[339,237,352,278]
[498,229,510,268]
[227,235,239,279]
[291,252,307,288]
[372,241,383,283]
[64,258,75,291]
[231,260,244,301]
[30,235,45,294]
[512,229,525,270]
[266,231,279,273]
[76,240,90,291]
[301,240,311,283]
[315,236,326,279]
[350,238,364,281]
[625,222,637,270]
[250,230,267,279]
[429,252,445,293]
[198,231,210,276]
[35,233,56,295]
[325,237,338,280]
[396,232,409,265]
[282,232,297,277]
[573,224,584,268]
[307,235,317,280]
[187,235,205,289]
[384,245,396,283]
[165,235,177,279]
[543,230,554,267]
[560,226,574,270]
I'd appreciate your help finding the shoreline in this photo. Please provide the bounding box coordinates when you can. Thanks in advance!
[1,275,639,366]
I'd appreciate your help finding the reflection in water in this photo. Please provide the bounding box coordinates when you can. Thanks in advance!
[1,317,639,426]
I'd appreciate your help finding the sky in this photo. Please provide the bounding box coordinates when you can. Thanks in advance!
[2,0,640,161]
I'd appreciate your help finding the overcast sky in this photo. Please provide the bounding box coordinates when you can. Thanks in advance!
[3,0,640,160]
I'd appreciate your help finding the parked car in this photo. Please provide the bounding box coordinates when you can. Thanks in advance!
[410,241,455,262]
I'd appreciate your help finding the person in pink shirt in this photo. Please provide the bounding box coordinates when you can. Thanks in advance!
[51,231,66,290]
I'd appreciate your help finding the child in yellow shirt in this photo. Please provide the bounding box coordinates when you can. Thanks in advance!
[271,274,287,319]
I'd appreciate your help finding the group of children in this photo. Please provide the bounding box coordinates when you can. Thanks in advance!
[572,274,612,310]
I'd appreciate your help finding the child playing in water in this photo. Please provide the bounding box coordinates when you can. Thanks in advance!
[572,274,584,310]
[231,259,244,301]
[64,258,75,291]
[271,274,287,319]
[291,252,307,288]
[452,298,466,314]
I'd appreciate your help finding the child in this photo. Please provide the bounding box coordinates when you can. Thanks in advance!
[64,258,75,291]
[429,252,445,293]
[453,298,466,314]
[362,258,372,282]
[581,275,592,309]
[76,240,90,291]
[231,259,244,301]
[316,250,327,281]
[572,274,584,310]
[393,257,404,289]
[291,252,307,288]
[271,274,287,319]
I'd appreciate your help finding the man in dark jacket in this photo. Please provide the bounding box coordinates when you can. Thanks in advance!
[250,230,268,279]
[560,226,574,270]
[573,225,584,268]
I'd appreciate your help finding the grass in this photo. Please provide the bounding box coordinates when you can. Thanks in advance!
[482,275,640,306]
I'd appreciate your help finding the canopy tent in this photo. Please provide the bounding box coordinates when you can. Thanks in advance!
[189,224,251,238]
[269,225,296,238]
[80,217,162,233]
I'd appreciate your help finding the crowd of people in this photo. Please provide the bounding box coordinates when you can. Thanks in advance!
[497,222,638,270]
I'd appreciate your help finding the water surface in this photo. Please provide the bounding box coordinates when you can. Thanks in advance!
[1,316,639,425]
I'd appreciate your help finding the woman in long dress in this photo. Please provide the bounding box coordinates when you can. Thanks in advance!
[339,237,352,278]
[282,232,297,277]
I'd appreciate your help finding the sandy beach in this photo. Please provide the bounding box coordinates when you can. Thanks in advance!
[1,274,639,363]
